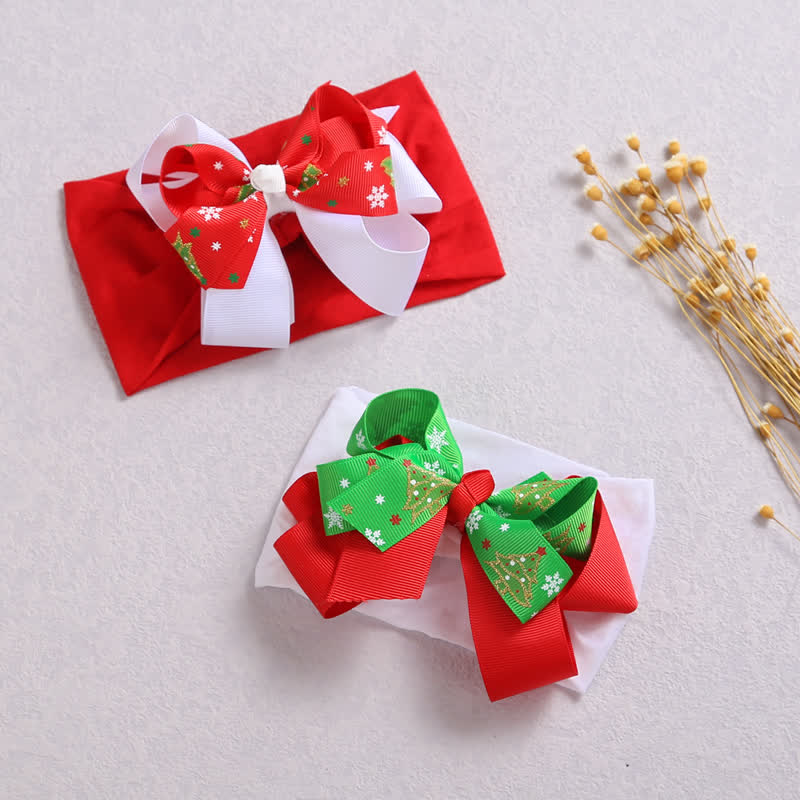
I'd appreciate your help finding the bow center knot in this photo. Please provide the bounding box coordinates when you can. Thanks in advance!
[250,163,286,195]
[447,469,495,532]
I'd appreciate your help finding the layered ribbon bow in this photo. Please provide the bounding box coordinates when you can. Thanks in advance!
[126,84,442,348]
[274,389,638,701]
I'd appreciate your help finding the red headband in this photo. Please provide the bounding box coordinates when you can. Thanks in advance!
[63,72,504,395]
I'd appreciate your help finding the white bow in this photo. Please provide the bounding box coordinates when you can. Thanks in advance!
[126,108,442,348]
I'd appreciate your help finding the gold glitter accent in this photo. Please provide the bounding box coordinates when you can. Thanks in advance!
[543,525,575,554]
[511,480,569,513]
[402,463,455,523]
[485,550,544,608]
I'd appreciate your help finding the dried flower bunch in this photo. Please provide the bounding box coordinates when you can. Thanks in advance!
[575,136,799,542]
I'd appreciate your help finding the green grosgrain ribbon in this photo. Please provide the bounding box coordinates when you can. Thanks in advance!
[315,389,599,623]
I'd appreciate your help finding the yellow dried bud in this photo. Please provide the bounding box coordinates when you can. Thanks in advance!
[626,133,640,151]
[780,326,794,344]
[633,244,651,261]
[643,234,659,252]
[714,283,733,302]
[756,273,770,291]
[758,422,772,439]
[699,195,712,210]
[759,504,775,519]
[637,194,657,213]
[761,402,784,419]
[751,284,766,301]
[722,237,736,252]
[689,156,708,176]
[637,164,652,181]
[625,178,644,196]
[684,292,701,308]
[591,223,608,241]
[665,196,682,214]
[714,251,729,269]
[672,226,686,243]
[583,163,597,175]
[584,183,603,201]
[574,146,591,165]
[688,276,703,290]
[618,181,631,196]
[639,212,654,225]
[661,234,678,250]
[665,159,684,183]
[709,308,723,323]
[675,152,689,173]
[744,243,757,261]
[644,184,658,197]
[667,139,681,155]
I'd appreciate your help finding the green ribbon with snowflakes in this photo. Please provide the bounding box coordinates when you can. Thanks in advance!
[316,389,600,623]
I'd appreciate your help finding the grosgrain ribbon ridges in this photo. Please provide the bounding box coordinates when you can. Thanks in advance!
[126,83,442,349]
[273,389,639,701]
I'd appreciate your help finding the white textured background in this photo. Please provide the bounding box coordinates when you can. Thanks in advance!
[2,1,799,797]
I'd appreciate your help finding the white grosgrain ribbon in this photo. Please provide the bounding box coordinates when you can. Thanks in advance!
[126,107,442,348]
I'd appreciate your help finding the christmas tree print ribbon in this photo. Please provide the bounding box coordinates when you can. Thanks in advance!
[274,389,639,701]
[126,84,441,348]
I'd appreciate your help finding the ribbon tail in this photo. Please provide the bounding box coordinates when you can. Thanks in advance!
[296,205,431,316]
[293,127,440,316]
[460,536,578,701]
[274,473,447,616]
[200,225,293,348]
[559,491,638,614]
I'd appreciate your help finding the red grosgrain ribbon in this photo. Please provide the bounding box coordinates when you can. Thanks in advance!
[159,84,397,290]
[274,389,638,701]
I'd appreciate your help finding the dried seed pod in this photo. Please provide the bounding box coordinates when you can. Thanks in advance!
[584,184,603,201]
[761,403,784,420]
[638,195,657,213]
[665,159,684,183]
[625,178,644,196]
[591,223,608,241]
[574,146,591,164]
[689,156,708,176]
[684,292,701,308]
[714,284,733,302]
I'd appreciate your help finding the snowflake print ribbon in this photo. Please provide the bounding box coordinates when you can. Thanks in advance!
[126,83,442,348]
[274,389,639,701]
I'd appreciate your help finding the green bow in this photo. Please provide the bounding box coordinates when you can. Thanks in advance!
[316,389,599,622]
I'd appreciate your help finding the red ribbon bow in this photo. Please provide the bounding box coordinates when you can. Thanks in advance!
[159,84,397,290]
[275,464,638,701]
